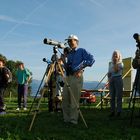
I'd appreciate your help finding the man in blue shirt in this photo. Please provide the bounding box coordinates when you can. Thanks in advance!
[62,34,95,125]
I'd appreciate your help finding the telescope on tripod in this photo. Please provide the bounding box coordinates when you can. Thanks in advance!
[129,33,140,124]
[28,37,88,131]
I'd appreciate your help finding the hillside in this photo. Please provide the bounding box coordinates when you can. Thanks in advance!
[31,79,105,95]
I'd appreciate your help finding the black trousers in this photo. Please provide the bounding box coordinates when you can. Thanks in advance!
[0,87,6,111]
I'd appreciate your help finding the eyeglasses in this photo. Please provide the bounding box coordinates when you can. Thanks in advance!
[68,39,77,43]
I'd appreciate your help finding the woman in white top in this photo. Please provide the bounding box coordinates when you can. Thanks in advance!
[108,50,124,117]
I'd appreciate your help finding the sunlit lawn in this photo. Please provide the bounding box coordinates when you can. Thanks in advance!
[0,97,140,140]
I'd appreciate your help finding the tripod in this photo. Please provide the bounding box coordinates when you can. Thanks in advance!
[28,46,88,131]
[128,67,140,125]
[28,59,51,116]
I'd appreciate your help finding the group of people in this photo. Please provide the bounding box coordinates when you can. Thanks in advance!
[0,34,139,126]
[61,35,125,123]
[43,34,126,123]
[0,59,31,114]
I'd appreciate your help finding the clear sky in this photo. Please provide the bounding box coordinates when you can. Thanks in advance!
[0,0,139,81]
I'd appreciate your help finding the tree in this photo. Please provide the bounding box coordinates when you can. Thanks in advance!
[0,54,32,97]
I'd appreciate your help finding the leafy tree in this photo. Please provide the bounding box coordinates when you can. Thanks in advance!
[0,54,32,97]
[0,54,7,62]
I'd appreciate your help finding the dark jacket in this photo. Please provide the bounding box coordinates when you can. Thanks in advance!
[132,49,140,69]
[0,67,9,88]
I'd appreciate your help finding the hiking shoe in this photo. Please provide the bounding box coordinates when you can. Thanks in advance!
[23,107,27,111]
[109,112,115,117]
[70,120,78,125]
[16,108,20,111]
[116,112,121,117]
[3,104,6,110]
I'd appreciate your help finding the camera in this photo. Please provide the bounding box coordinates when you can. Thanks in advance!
[132,33,140,69]
[133,33,140,48]
[43,38,65,49]
[133,33,140,58]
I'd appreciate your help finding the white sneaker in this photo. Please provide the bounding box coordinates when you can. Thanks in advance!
[23,107,27,111]
[16,108,20,111]
[3,104,6,110]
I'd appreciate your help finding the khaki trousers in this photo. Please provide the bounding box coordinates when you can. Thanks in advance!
[62,74,83,124]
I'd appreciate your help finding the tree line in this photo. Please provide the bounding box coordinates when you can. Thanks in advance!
[0,54,32,97]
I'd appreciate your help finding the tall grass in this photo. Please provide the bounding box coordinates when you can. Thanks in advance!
[0,97,140,140]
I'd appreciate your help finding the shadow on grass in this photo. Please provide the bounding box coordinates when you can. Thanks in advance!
[0,107,140,140]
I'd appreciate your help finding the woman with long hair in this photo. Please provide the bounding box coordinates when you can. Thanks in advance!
[108,50,124,117]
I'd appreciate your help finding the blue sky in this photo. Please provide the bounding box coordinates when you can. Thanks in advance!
[0,0,139,81]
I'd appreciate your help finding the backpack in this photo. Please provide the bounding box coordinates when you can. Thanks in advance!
[0,67,12,87]
[7,68,12,83]
[3,67,12,84]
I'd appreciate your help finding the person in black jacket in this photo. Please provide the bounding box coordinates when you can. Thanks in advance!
[0,57,10,114]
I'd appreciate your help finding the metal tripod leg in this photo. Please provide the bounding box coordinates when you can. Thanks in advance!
[128,87,134,110]
[128,69,140,125]
[65,82,88,128]
[57,63,88,128]
[130,88,137,125]
[29,61,88,131]
[29,63,55,131]
[28,68,47,116]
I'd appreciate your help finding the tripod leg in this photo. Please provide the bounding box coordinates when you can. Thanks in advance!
[28,63,55,131]
[28,71,46,116]
[128,69,140,125]
[65,83,88,128]
[57,63,88,128]
[29,92,44,131]
[130,89,137,125]
[128,84,135,110]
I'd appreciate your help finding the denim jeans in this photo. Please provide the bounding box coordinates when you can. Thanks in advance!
[109,76,123,113]
[17,84,28,108]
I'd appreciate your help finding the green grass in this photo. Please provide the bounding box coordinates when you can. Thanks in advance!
[0,97,140,140]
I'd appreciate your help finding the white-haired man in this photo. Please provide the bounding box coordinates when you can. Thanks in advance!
[62,34,95,125]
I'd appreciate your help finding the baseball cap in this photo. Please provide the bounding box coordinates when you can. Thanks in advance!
[65,34,79,41]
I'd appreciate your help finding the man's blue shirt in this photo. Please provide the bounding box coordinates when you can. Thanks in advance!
[67,48,95,72]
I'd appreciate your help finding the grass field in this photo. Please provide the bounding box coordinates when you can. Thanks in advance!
[0,97,140,140]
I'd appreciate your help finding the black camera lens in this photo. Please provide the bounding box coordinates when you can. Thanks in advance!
[133,33,140,43]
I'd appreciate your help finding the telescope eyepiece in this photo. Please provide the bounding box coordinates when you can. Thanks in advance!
[43,58,46,62]
[42,58,51,64]
[43,38,48,44]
